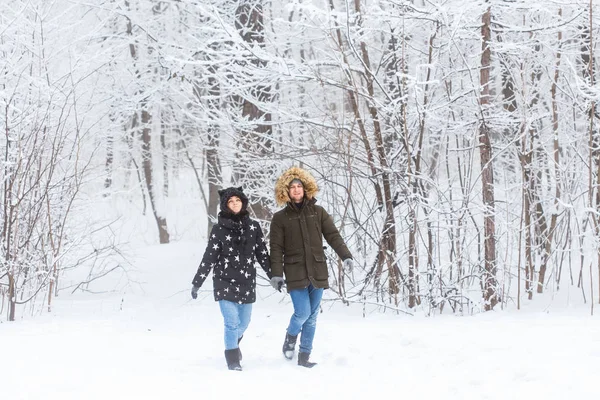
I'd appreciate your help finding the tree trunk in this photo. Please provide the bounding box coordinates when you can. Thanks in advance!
[587,0,600,304]
[126,0,169,244]
[407,207,418,308]
[351,0,400,299]
[141,109,170,244]
[128,113,147,215]
[204,56,223,234]
[479,6,498,310]
[8,272,15,321]
[538,9,564,293]
[520,131,534,300]
[161,117,169,197]
[104,131,113,194]
[206,128,222,235]
[234,1,273,221]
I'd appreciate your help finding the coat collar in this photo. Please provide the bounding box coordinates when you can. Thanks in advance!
[218,211,250,230]
[285,197,317,213]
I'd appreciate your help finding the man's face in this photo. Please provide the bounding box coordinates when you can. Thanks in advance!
[289,182,304,203]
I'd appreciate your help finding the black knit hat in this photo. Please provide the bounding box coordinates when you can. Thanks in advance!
[218,186,249,213]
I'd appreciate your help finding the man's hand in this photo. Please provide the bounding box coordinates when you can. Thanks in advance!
[270,277,285,292]
[343,258,355,272]
[191,286,200,299]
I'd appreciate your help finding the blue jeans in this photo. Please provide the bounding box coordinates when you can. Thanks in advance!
[218,300,252,350]
[287,284,324,354]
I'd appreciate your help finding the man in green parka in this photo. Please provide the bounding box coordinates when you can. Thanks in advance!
[269,166,354,368]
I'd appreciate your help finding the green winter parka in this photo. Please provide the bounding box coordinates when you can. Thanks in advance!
[270,199,352,291]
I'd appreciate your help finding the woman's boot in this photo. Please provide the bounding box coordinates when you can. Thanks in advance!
[237,335,243,361]
[224,348,242,371]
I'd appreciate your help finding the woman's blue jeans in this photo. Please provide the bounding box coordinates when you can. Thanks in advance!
[287,284,324,354]
[218,300,252,350]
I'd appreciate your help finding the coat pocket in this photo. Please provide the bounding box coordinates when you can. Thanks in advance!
[312,252,328,280]
[284,255,303,264]
[283,255,306,282]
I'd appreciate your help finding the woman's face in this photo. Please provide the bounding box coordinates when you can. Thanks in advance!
[227,196,243,214]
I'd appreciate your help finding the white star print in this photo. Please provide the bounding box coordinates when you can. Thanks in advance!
[197,217,270,303]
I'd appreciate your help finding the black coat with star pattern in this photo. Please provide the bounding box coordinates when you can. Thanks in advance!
[192,213,272,304]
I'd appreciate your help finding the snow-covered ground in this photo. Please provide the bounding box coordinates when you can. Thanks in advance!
[3,241,600,400]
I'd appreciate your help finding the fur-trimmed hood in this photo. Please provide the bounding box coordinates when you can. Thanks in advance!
[274,167,319,206]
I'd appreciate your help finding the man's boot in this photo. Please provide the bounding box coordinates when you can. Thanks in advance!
[297,352,317,368]
[282,332,298,360]
[224,349,242,371]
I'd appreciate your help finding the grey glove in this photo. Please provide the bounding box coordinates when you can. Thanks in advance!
[343,258,354,272]
[191,285,199,299]
[270,276,285,292]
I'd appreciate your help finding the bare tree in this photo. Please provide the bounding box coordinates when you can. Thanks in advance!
[1,1,98,320]
[478,4,499,310]
[124,0,169,243]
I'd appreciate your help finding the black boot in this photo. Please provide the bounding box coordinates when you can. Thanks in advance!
[282,332,298,360]
[224,349,242,371]
[298,352,317,368]
[237,335,243,361]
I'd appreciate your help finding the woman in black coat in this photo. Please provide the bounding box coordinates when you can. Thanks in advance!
[190,187,272,371]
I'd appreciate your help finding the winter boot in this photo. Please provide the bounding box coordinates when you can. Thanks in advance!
[224,349,242,371]
[282,332,298,360]
[237,335,243,361]
[297,352,317,368]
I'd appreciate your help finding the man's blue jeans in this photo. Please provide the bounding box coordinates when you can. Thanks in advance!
[218,300,252,350]
[287,284,324,354]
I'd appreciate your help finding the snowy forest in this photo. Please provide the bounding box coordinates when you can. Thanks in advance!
[1,0,600,322]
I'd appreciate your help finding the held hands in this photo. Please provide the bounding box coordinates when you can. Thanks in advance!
[191,286,200,299]
[343,258,355,272]
[270,276,285,292]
